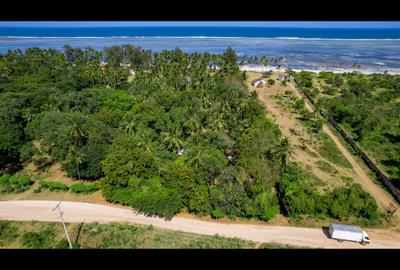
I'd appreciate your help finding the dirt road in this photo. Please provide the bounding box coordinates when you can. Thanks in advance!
[1,200,400,248]
[287,81,400,213]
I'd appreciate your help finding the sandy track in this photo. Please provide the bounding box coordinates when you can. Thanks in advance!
[1,200,400,248]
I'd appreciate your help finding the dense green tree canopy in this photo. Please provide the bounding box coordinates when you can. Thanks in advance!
[0,45,383,223]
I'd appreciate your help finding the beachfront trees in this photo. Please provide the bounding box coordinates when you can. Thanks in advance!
[261,56,268,68]
[220,47,240,75]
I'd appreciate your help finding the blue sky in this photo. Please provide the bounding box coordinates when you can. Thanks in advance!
[1,21,400,28]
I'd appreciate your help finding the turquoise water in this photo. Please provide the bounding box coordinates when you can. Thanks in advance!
[1,27,400,72]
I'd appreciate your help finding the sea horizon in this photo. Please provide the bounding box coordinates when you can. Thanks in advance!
[1,26,400,73]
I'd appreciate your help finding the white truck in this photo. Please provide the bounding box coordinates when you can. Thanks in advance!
[329,223,370,245]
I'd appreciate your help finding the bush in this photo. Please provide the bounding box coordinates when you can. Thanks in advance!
[253,191,280,221]
[293,99,305,110]
[13,176,32,186]
[211,209,223,219]
[0,174,33,193]
[295,71,313,88]
[109,178,183,219]
[326,184,380,220]
[130,178,183,219]
[21,228,55,248]
[278,164,381,221]
[33,187,42,193]
[0,174,11,185]
[70,182,100,194]
[267,79,275,86]
[39,180,69,191]
[0,221,19,246]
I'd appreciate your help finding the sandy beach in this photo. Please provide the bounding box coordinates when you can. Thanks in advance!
[239,64,400,75]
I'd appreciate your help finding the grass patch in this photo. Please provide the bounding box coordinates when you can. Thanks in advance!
[341,175,354,185]
[318,133,352,169]
[315,160,338,175]
[0,221,267,249]
[296,163,326,188]
[0,221,20,246]
[259,242,305,249]
[21,227,56,248]
[79,222,256,249]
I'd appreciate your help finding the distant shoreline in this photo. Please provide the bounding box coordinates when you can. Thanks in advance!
[239,65,400,75]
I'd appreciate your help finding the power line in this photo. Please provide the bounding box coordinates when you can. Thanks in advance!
[53,201,73,249]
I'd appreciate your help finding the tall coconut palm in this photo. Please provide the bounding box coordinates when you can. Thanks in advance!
[66,145,84,180]
[186,145,204,169]
[160,131,184,152]
[261,55,268,68]
[207,112,225,131]
[270,137,293,171]
[68,115,88,146]
[184,115,201,135]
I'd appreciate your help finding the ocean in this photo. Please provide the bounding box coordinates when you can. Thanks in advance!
[1,27,400,73]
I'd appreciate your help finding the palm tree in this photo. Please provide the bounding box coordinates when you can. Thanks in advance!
[66,145,84,180]
[270,137,293,171]
[183,115,201,135]
[207,112,225,131]
[186,145,204,169]
[160,131,184,152]
[68,115,88,146]
[261,55,268,68]
[124,119,136,135]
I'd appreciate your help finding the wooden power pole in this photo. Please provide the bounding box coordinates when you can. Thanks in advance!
[53,201,73,249]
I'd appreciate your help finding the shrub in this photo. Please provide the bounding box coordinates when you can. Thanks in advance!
[267,79,275,86]
[0,174,11,185]
[0,174,32,193]
[293,99,305,110]
[253,191,280,221]
[70,182,100,194]
[211,209,223,219]
[278,164,381,221]
[0,221,19,246]
[39,180,69,191]
[130,178,183,219]
[21,228,55,248]
[33,187,42,193]
[15,176,32,186]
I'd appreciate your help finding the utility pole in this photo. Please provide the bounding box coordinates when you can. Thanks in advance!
[53,201,73,249]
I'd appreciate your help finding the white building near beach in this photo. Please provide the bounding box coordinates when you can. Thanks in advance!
[251,78,266,87]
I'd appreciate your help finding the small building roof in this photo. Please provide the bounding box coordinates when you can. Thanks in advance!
[251,77,265,84]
